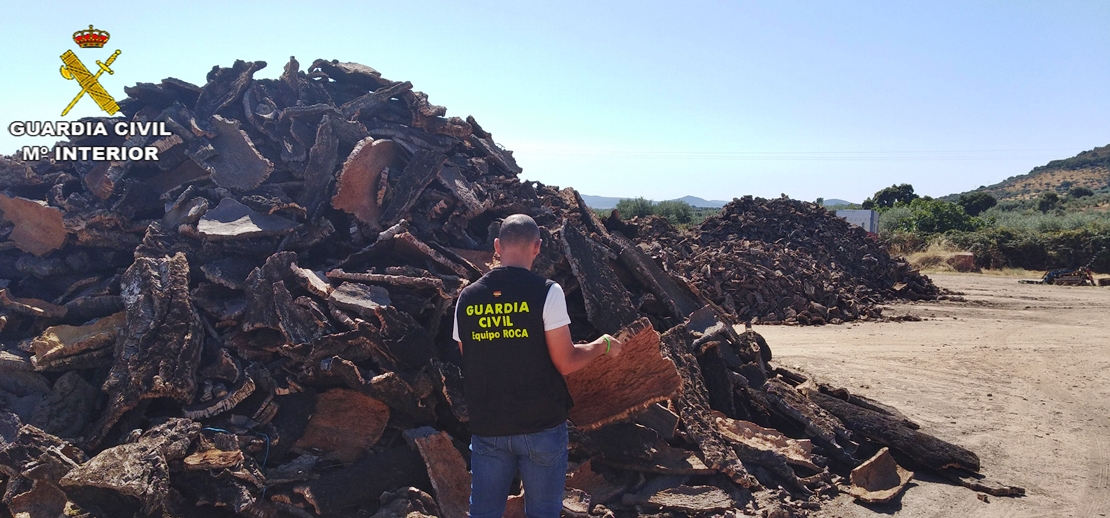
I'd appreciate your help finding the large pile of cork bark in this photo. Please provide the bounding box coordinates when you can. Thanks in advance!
[609,197,941,325]
[0,58,1020,518]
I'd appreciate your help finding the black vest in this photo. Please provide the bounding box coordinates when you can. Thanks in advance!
[457,266,573,436]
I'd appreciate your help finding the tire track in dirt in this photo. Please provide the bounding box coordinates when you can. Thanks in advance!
[761,273,1110,517]
[1079,434,1110,517]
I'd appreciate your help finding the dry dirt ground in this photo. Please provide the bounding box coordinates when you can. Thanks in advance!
[758,272,1110,518]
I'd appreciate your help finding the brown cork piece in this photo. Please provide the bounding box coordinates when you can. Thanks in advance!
[294,388,389,464]
[332,137,398,228]
[30,312,125,371]
[566,317,682,431]
[409,428,470,518]
[0,194,67,256]
[848,447,914,503]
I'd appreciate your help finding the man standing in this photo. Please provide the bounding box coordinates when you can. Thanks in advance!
[453,214,622,518]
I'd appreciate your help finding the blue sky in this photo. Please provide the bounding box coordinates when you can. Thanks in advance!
[3,1,1108,202]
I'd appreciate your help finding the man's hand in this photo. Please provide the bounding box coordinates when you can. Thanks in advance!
[546,327,624,375]
[599,334,623,358]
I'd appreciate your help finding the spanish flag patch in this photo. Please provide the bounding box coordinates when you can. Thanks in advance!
[493,290,502,297]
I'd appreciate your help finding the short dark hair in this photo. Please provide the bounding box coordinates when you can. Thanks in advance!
[498,214,540,248]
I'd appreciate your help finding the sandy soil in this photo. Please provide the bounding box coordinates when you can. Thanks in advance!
[757,272,1110,518]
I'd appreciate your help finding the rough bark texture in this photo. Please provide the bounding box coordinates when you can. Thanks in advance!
[61,419,199,517]
[808,390,980,472]
[294,388,389,464]
[658,324,757,488]
[0,424,85,518]
[332,138,397,228]
[203,115,275,192]
[559,222,638,334]
[763,378,856,465]
[0,194,67,257]
[89,253,203,448]
[409,428,469,518]
[607,231,701,320]
[566,317,682,431]
[197,198,298,240]
[848,447,914,503]
[623,484,734,513]
[29,312,124,369]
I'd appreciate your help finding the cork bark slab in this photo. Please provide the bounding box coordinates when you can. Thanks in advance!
[764,378,856,465]
[659,324,757,487]
[565,459,626,506]
[30,312,125,370]
[62,419,198,517]
[195,60,264,120]
[301,114,340,216]
[332,137,398,227]
[294,388,389,464]
[623,484,734,513]
[0,424,84,518]
[87,253,203,448]
[411,429,470,518]
[597,441,715,475]
[0,194,67,257]
[559,222,638,335]
[327,282,392,319]
[202,114,274,192]
[380,149,448,226]
[608,232,701,320]
[0,289,66,319]
[436,165,490,219]
[848,447,914,503]
[29,371,98,440]
[566,317,681,431]
[713,412,819,471]
[197,198,298,240]
[808,390,980,472]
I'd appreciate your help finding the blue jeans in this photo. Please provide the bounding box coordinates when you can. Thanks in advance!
[469,421,568,518]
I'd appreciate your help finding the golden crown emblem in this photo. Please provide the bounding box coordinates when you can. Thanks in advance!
[73,25,110,48]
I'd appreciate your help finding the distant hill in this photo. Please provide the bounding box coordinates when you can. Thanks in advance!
[822,199,853,206]
[671,196,730,208]
[581,194,730,209]
[947,144,1110,201]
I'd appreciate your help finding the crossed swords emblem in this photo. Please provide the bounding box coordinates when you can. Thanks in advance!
[59,49,121,116]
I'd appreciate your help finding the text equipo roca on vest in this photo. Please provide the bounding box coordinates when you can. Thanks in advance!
[8,120,171,161]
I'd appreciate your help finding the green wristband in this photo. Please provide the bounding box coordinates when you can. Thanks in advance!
[604,335,611,354]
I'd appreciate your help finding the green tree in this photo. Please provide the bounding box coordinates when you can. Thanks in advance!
[815,197,824,206]
[956,192,997,216]
[615,197,654,219]
[1069,186,1095,198]
[862,183,918,209]
[878,206,914,233]
[1037,192,1060,213]
[907,198,978,233]
[654,200,693,224]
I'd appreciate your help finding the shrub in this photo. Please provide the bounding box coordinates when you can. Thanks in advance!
[1037,192,1059,213]
[881,230,929,256]
[878,206,914,234]
[614,197,654,219]
[1069,186,1095,198]
[947,226,1110,272]
[956,192,997,216]
[654,200,693,224]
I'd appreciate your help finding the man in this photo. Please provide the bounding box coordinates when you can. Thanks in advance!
[453,214,623,518]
